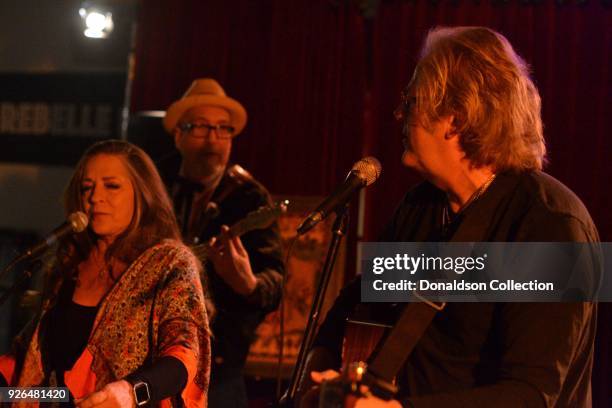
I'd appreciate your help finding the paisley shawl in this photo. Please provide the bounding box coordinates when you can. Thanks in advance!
[2,240,210,407]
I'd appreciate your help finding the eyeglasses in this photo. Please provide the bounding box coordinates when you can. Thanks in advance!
[178,122,236,139]
[394,88,417,122]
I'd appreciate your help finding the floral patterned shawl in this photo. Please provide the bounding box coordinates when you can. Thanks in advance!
[0,240,210,407]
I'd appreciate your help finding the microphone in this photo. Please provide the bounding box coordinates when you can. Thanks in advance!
[13,212,89,263]
[297,157,381,235]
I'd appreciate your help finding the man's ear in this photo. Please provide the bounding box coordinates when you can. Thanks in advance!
[172,127,181,146]
[443,115,458,140]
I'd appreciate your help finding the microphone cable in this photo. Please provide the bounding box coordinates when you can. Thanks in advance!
[276,233,299,401]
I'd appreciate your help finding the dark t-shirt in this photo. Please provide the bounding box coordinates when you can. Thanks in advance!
[169,164,285,376]
[314,171,598,407]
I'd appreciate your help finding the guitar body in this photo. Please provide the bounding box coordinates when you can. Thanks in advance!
[316,305,400,408]
[342,302,398,368]
[342,319,388,368]
[315,319,391,408]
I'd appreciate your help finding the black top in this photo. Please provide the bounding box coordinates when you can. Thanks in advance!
[314,171,598,407]
[42,281,98,380]
[169,163,285,377]
[39,280,187,405]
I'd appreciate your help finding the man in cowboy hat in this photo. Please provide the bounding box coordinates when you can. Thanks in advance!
[164,78,285,407]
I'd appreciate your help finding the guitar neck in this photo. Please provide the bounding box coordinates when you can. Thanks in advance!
[189,200,287,261]
[227,219,251,238]
[190,220,249,260]
[191,242,210,261]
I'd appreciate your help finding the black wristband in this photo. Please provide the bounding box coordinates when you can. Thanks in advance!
[124,377,151,406]
[125,356,188,405]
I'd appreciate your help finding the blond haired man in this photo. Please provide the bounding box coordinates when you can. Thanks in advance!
[300,27,598,408]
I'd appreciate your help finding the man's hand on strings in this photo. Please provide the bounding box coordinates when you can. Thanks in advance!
[208,225,257,296]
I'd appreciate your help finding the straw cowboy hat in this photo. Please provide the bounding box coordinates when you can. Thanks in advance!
[163,78,247,135]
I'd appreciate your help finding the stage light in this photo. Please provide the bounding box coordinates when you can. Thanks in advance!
[79,7,114,38]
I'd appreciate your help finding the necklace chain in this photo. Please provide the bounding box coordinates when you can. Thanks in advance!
[443,174,497,230]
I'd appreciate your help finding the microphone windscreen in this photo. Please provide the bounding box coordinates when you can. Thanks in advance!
[351,156,382,186]
[68,211,89,233]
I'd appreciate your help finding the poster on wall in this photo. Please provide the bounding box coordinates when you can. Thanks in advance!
[245,196,346,378]
[0,73,125,166]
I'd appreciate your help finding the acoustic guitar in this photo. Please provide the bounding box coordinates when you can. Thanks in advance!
[317,306,398,407]
[190,200,289,262]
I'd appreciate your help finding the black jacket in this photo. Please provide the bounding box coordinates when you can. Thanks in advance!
[314,171,598,407]
[168,163,285,376]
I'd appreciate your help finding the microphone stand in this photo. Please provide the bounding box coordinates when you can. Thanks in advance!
[0,238,49,283]
[0,255,23,283]
[281,204,349,406]
[0,260,40,309]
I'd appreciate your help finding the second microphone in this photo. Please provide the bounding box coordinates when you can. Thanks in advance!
[297,157,381,235]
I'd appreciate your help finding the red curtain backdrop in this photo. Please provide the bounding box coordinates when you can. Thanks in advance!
[130,1,610,405]
[365,0,611,242]
[131,1,368,198]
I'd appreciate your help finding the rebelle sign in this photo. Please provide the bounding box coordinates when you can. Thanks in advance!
[0,73,125,165]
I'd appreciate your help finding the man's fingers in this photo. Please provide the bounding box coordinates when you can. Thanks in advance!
[345,393,359,408]
[215,225,232,256]
[218,225,246,258]
[232,235,248,256]
[220,225,231,241]
[310,369,340,383]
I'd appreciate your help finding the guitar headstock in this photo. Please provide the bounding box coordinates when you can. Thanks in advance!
[229,200,289,237]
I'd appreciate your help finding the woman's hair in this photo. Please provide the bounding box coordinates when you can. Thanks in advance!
[409,26,546,171]
[60,139,180,277]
